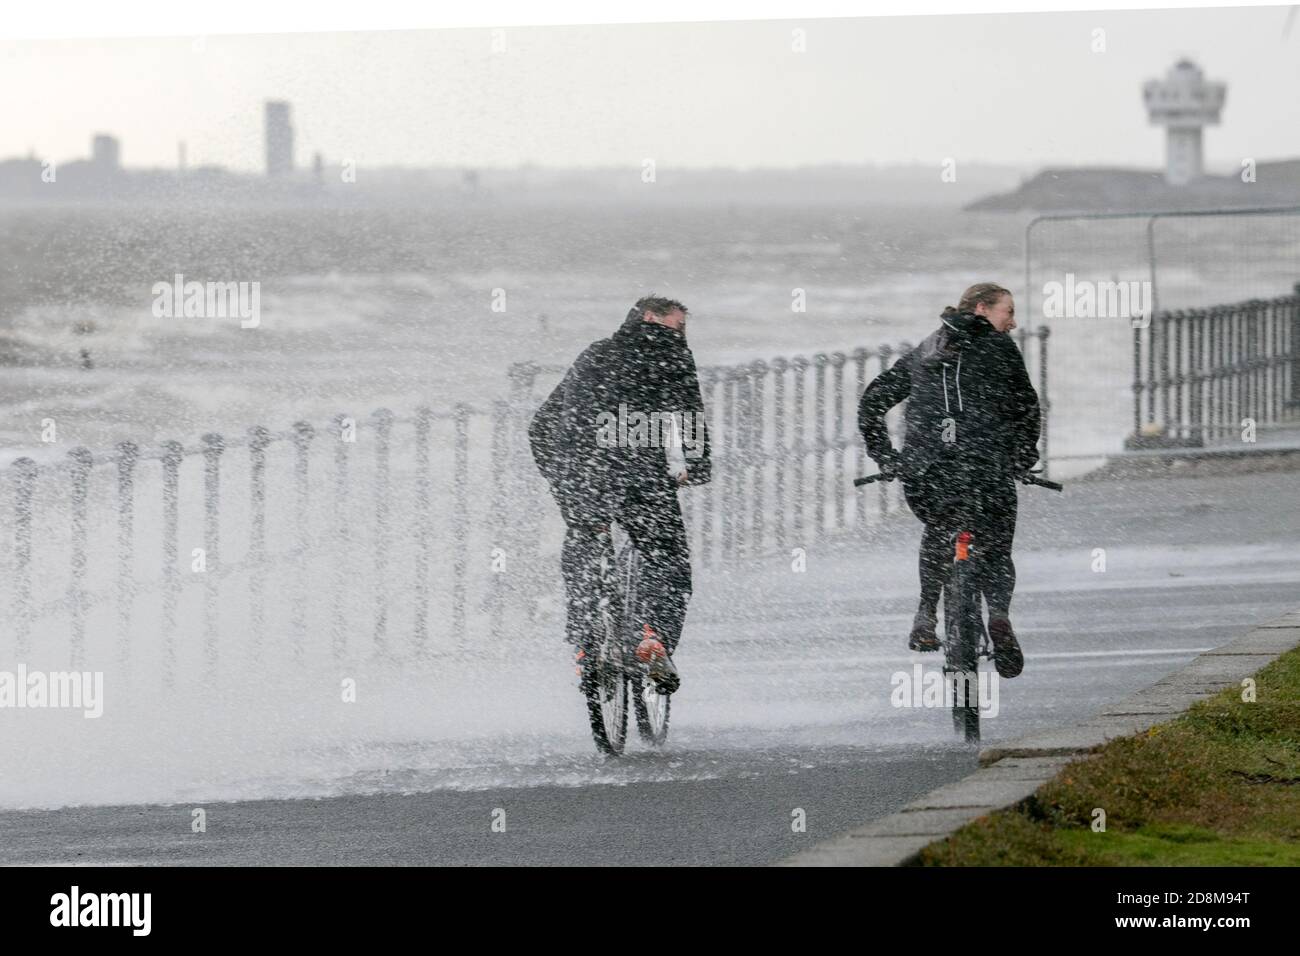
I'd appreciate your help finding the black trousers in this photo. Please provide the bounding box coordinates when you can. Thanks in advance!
[558,483,693,655]
[903,464,1019,620]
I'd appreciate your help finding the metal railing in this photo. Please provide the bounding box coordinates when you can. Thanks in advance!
[3,405,522,683]
[1130,287,1300,447]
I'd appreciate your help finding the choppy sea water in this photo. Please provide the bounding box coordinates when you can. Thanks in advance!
[3,200,1297,465]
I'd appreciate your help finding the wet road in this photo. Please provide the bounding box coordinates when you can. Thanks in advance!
[3,468,1298,865]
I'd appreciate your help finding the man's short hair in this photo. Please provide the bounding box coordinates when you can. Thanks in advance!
[634,294,688,320]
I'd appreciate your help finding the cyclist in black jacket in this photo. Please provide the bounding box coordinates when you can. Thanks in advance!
[529,295,711,692]
[857,283,1041,678]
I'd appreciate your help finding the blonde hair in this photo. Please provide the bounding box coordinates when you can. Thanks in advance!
[943,282,1011,318]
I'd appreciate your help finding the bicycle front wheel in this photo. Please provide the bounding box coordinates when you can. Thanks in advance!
[632,674,671,745]
[618,547,672,746]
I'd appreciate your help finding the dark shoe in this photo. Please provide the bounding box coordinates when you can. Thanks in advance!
[908,610,940,652]
[988,616,1024,679]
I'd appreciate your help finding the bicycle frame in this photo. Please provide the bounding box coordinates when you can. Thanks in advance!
[944,528,986,743]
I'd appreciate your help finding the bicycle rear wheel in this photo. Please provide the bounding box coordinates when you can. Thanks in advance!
[584,546,629,756]
[943,565,982,744]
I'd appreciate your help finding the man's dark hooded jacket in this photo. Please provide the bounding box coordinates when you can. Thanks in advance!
[529,309,712,515]
[857,310,1041,480]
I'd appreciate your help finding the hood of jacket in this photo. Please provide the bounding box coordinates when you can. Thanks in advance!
[918,309,994,367]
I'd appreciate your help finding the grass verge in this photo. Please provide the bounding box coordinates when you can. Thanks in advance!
[917,646,1300,866]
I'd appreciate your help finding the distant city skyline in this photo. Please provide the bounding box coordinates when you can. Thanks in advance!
[2,7,1297,173]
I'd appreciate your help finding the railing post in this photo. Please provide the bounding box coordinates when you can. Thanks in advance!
[1222,305,1234,442]
[1268,296,1278,423]
[413,405,433,654]
[68,447,92,670]
[1132,314,1144,438]
[734,367,753,559]
[487,399,510,642]
[1249,300,1262,428]
[292,421,314,662]
[830,351,847,534]
[813,353,828,541]
[1230,305,1241,438]
[1210,308,1224,443]
[791,355,809,544]
[1165,310,1178,441]
[371,408,394,656]
[1248,300,1259,429]
[1173,310,1186,441]
[851,348,869,530]
[1267,298,1280,425]
[160,441,183,687]
[1229,304,1239,438]
[1189,310,1204,446]
[698,368,719,568]
[770,358,788,550]
[115,441,138,668]
[1238,303,1248,435]
[201,433,224,678]
[1263,303,1274,426]
[1284,287,1294,416]
[11,457,37,661]
[721,368,738,562]
[452,403,471,648]
[1238,304,1250,436]
[1279,293,1290,420]
[749,360,767,555]
[1154,308,1164,431]
[1281,289,1293,410]
[247,426,270,657]
[1227,304,1237,439]
[331,414,352,660]
[506,362,542,618]
[1160,311,1175,437]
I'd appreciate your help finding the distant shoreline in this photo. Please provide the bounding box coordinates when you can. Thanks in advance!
[967,159,1300,213]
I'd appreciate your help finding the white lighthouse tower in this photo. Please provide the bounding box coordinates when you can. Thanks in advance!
[1143,59,1226,186]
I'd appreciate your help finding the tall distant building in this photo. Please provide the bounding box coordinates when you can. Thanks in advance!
[91,134,120,172]
[264,100,294,178]
[1143,59,1226,186]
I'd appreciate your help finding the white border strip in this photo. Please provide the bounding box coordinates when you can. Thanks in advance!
[2,0,1293,40]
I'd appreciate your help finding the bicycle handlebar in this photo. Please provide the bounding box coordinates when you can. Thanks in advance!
[1019,473,1063,492]
[853,470,1063,491]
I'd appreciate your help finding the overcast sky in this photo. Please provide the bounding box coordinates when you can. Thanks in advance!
[3,5,1298,172]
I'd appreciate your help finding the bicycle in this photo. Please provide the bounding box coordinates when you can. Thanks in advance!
[581,524,672,756]
[854,466,1063,743]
